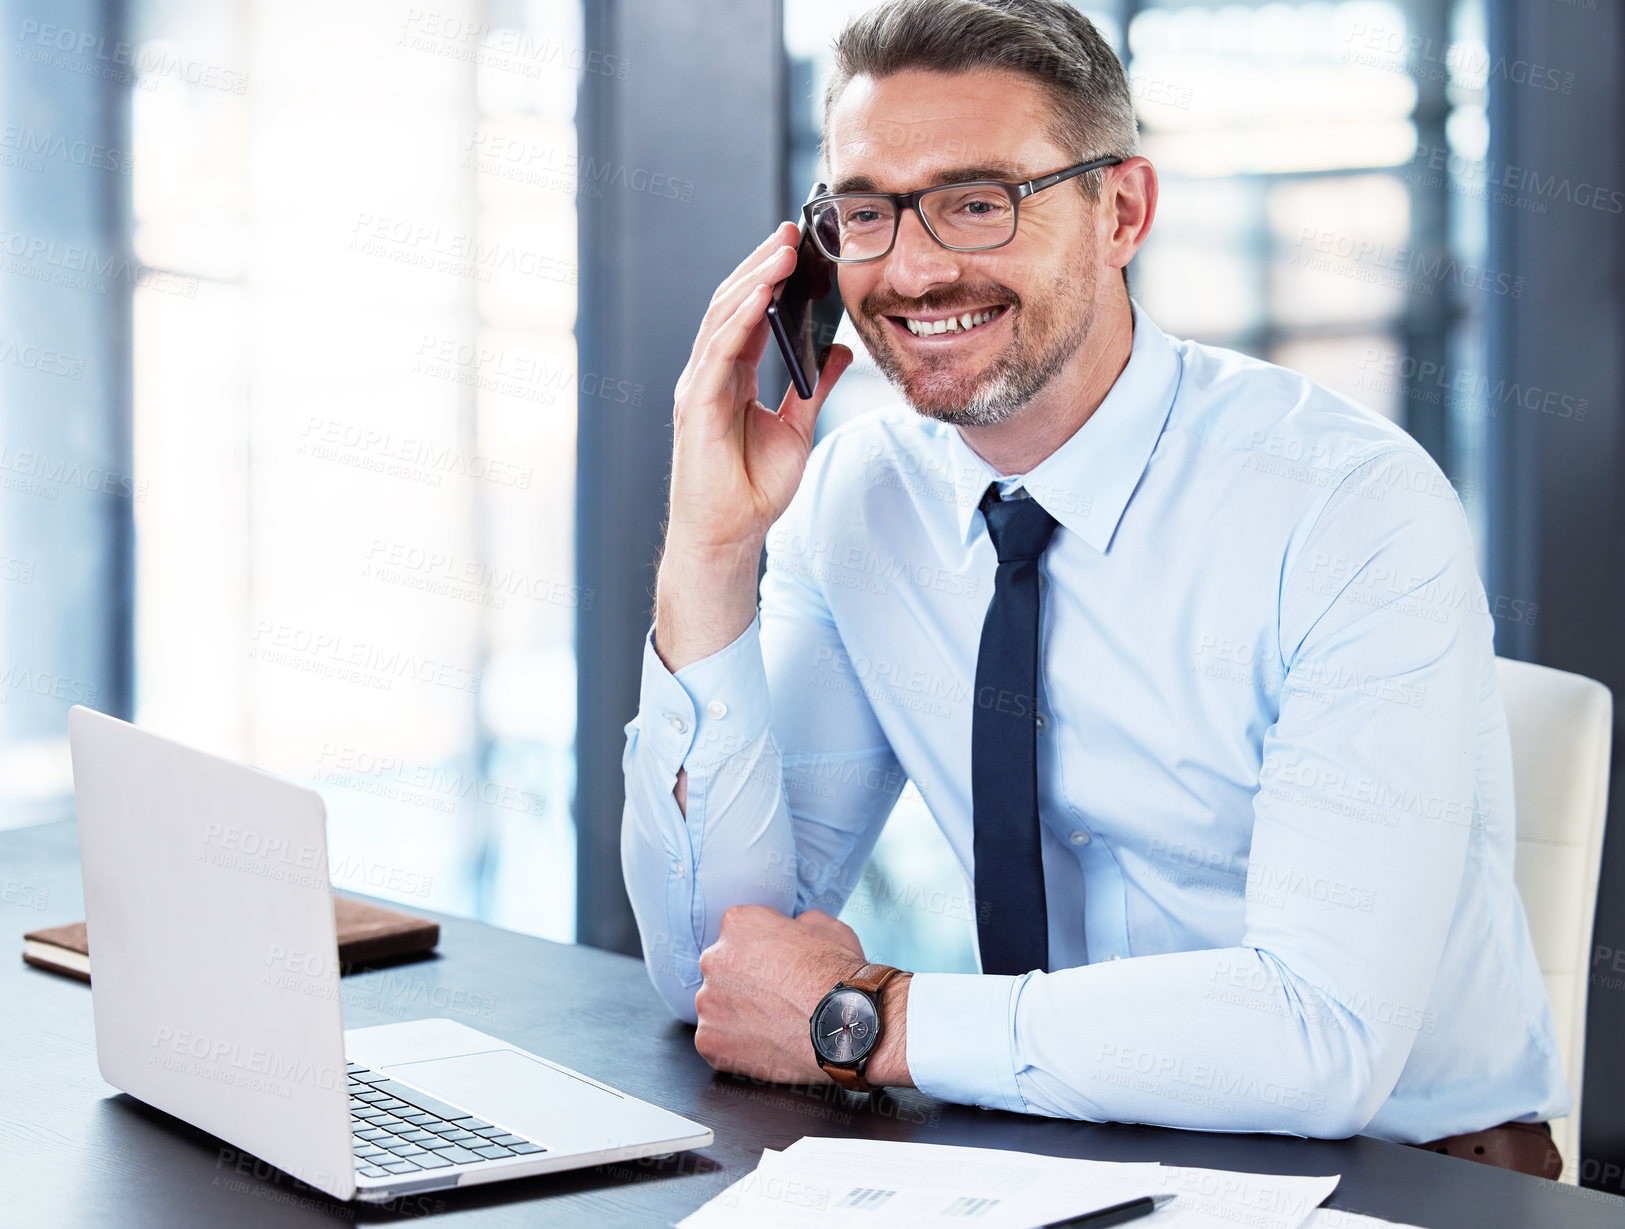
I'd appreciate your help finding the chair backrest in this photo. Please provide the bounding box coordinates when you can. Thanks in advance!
[1496,656,1613,1184]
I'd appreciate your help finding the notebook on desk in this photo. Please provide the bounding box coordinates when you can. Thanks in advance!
[22,897,440,983]
[66,705,712,1204]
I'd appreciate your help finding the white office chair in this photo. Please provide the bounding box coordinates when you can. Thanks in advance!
[1497,656,1613,1184]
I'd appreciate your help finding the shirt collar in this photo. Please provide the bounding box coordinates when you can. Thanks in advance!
[947,298,1182,553]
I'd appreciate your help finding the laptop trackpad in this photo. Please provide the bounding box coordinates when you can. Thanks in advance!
[388,1049,626,1148]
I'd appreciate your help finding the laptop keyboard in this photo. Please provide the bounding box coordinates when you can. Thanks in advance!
[347,1062,548,1179]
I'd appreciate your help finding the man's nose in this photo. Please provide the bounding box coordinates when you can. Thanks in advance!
[881,206,962,300]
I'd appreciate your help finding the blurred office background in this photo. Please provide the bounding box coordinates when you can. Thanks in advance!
[1,0,1620,1191]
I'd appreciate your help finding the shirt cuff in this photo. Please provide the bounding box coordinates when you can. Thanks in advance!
[636,615,772,776]
[905,971,1029,1113]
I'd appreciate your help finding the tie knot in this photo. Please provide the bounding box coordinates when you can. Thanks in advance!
[981,485,1059,562]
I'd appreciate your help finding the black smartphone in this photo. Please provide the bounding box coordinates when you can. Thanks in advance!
[765,183,846,401]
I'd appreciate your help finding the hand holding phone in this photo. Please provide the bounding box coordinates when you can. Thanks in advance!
[654,221,852,675]
[766,183,847,401]
[663,218,852,554]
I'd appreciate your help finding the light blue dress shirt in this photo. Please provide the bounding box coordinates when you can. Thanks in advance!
[619,300,1571,1143]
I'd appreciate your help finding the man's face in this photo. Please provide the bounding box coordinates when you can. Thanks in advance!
[823,69,1108,427]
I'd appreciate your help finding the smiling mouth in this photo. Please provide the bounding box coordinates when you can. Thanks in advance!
[887,304,1009,339]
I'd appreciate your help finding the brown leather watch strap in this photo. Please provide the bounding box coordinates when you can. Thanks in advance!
[824,1063,873,1093]
[844,962,903,996]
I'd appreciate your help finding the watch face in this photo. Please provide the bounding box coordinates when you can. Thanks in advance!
[812,987,878,1065]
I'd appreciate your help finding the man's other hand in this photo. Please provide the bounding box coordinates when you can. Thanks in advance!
[694,905,894,1086]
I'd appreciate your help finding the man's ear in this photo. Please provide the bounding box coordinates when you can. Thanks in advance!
[1103,156,1158,274]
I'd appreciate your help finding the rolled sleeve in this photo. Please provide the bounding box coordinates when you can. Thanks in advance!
[665,617,774,774]
[631,617,769,773]
[622,614,786,1017]
[905,971,1028,1114]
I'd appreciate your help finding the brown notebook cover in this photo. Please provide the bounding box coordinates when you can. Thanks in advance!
[22,897,439,984]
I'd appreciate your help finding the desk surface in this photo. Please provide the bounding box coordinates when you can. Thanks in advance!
[3,819,1621,1228]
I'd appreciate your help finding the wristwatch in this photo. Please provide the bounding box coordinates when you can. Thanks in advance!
[809,962,904,1092]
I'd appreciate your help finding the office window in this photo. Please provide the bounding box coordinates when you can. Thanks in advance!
[783,0,1491,975]
[1129,0,1416,413]
[130,0,583,939]
[1126,0,1492,551]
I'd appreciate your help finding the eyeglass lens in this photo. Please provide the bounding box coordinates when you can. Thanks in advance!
[810,183,1016,261]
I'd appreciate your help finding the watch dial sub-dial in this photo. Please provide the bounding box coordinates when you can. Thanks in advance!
[814,989,879,1065]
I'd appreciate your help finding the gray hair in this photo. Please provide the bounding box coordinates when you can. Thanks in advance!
[820,0,1139,199]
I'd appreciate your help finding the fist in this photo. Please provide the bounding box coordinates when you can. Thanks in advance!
[693,906,868,1084]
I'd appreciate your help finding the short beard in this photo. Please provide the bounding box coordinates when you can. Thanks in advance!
[852,248,1101,428]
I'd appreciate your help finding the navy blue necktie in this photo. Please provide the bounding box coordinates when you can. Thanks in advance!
[972,483,1059,977]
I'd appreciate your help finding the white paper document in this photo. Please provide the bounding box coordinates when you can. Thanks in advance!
[1299,1211,1427,1229]
[679,1137,1341,1229]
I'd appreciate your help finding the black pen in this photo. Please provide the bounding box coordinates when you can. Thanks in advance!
[1041,1192,1177,1228]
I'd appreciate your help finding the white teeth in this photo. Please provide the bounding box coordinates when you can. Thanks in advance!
[903,307,1001,337]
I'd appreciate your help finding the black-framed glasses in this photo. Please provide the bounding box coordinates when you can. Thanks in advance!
[803,155,1125,264]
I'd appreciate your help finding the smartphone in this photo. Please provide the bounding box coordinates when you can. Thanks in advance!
[765,183,846,401]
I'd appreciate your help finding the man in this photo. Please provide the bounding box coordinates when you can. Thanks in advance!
[620,0,1569,1178]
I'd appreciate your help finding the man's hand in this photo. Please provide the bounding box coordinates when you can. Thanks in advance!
[667,223,853,562]
[654,224,853,679]
[694,905,913,1089]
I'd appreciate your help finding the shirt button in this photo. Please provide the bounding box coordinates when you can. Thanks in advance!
[667,714,688,734]
[1069,829,1091,846]
[706,699,728,720]
[1035,713,1047,732]
[672,861,686,878]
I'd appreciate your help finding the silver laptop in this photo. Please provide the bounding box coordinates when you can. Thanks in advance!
[67,705,712,1203]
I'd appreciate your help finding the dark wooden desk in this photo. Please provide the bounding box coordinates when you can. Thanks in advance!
[3,819,1621,1227]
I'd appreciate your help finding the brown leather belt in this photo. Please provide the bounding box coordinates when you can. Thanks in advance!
[1407,1119,1562,1179]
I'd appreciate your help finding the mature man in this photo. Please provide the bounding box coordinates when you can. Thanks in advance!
[620,0,1569,1177]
